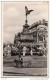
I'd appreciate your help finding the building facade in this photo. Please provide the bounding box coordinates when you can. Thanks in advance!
[14,19,48,48]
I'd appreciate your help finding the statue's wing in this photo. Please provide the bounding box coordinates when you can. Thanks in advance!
[25,6,34,15]
[28,10,34,13]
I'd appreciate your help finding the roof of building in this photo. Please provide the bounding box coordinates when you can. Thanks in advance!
[29,19,48,30]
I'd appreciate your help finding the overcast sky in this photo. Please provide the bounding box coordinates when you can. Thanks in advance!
[2,2,48,43]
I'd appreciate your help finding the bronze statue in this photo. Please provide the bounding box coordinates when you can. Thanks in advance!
[25,6,34,24]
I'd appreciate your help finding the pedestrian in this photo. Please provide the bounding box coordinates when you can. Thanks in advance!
[30,47,33,56]
[7,44,11,57]
[23,46,26,56]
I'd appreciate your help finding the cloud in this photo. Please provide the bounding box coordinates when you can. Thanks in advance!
[3,25,23,43]
[4,26,22,34]
[4,7,20,18]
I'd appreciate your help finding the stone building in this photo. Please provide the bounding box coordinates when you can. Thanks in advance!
[14,19,48,49]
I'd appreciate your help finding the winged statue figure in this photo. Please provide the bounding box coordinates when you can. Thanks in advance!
[25,6,34,15]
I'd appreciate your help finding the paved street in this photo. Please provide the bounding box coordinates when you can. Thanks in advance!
[3,55,47,76]
[3,67,47,76]
[3,56,47,68]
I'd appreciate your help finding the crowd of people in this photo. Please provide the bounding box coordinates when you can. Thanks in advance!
[3,43,46,58]
[3,43,47,67]
[3,44,33,57]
